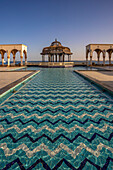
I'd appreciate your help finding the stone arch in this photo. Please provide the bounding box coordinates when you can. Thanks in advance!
[93,49,102,65]
[23,50,27,65]
[0,49,6,65]
[107,49,113,65]
[11,49,18,65]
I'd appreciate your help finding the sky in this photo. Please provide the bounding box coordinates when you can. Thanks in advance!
[0,0,113,61]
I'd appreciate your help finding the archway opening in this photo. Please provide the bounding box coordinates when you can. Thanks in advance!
[105,52,109,64]
[99,52,103,64]
[92,51,97,65]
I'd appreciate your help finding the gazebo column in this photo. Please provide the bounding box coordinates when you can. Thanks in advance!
[103,51,105,66]
[109,53,111,65]
[68,55,69,61]
[52,55,54,62]
[55,54,57,62]
[42,55,45,62]
[59,55,61,62]
[63,54,65,62]
[48,55,50,62]
[50,55,52,62]
[68,55,71,61]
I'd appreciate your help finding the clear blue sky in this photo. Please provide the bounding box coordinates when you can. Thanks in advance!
[0,0,113,61]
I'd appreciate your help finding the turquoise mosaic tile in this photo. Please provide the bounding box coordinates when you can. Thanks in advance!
[0,68,113,169]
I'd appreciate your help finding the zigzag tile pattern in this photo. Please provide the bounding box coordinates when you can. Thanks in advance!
[0,68,113,169]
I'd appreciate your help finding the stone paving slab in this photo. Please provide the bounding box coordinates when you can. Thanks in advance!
[0,71,35,95]
[0,67,26,71]
[75,70,113,93]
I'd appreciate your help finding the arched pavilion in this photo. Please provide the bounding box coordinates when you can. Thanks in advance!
[0,44,27,66]
[86,44,113,66]
[41,39,73,62]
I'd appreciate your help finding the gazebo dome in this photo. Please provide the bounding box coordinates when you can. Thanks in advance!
[41,39,72,62]
[51,39,62,47]
[41,39,72,55]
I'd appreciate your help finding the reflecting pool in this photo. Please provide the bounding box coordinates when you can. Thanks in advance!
[0,68,113,169]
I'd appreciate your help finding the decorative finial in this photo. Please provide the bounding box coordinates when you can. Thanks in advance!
[55,38,57,41]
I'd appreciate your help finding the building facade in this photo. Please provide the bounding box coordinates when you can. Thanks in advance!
[0,44,27,66]
[86,44,113,65]
[41,39,73,62]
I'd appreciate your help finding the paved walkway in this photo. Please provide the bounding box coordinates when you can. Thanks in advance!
[0,72,31,89]
[0,71,35,95]
[0,66,26,71]
[76,71,113,93]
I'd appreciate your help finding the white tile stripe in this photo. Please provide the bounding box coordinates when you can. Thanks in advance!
[0,112,112,120]
[1,104,112,110]
[0,142,113,158]
[0,123,113,134]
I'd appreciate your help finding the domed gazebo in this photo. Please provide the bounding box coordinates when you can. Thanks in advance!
[41,39,73,62]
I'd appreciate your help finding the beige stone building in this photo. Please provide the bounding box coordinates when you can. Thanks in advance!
[0,44,27,66]
[86,44,113,65]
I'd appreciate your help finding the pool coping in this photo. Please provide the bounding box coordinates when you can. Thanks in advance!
[74,70,113,95]
[0,70,40,97]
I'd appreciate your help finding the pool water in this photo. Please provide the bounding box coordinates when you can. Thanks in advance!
[0,68,113,169]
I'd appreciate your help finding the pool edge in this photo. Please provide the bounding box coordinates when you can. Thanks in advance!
[74,70,113,96]
[0,70,40,98]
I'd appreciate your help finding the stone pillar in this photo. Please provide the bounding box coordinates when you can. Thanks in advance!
[90,56,92,66]
[1,53,4,66]
[20,50,23,66]
[7,52,10,66]
[25,57,27,65]
[13,54,16,65]
[69,55,71,61]
[90,51,92,66]
[63,54,65,62]
[7,57,10,66]
[86,56,88,66]
[103,51,105,66]
[55,54,57,62]
[25,53,27,65]
[86,51,88,66]
[20,56,23,66]
[109,53,111,65]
